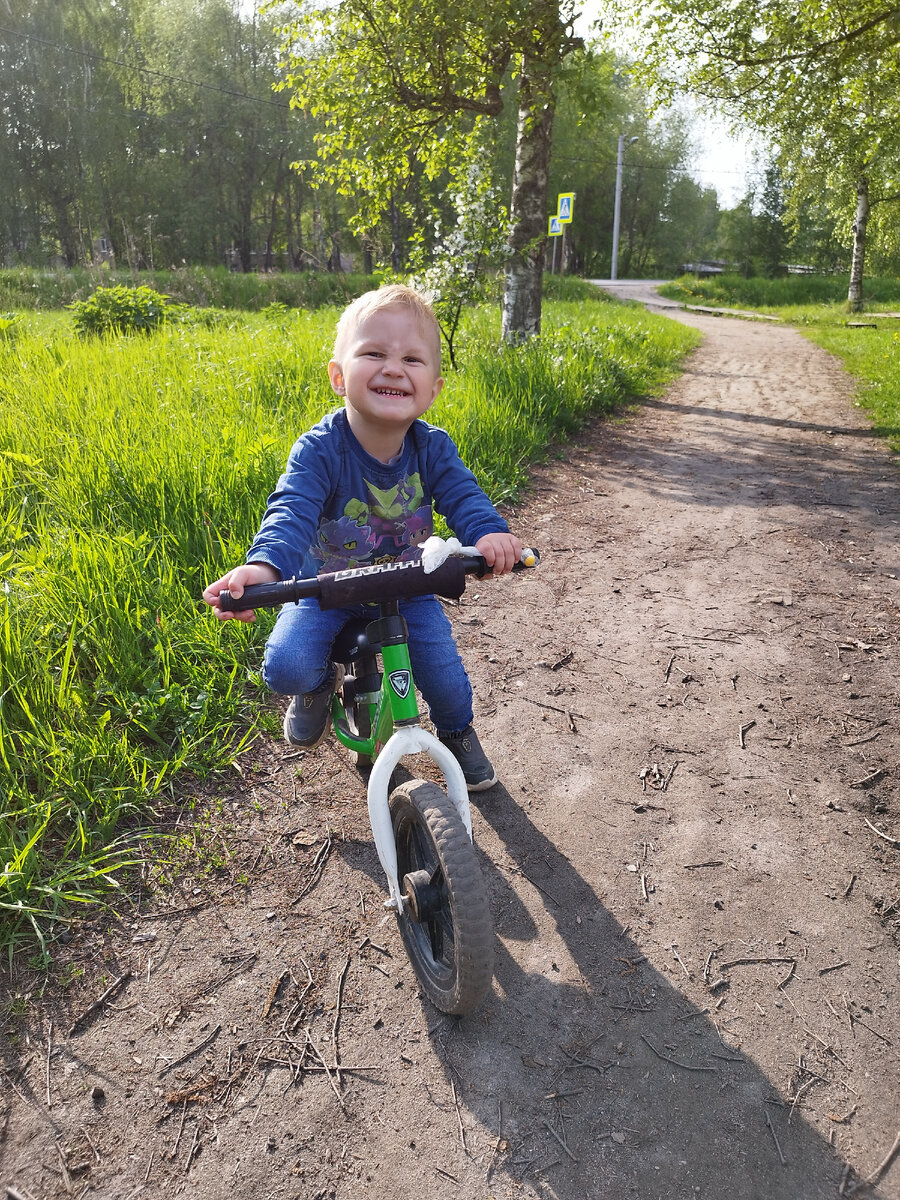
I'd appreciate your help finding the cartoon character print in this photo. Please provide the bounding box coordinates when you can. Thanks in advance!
[313,514,377,572]
[342,473,433,565]
[397,512,433,561]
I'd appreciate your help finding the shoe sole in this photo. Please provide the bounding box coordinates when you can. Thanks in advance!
[465,772,498,792]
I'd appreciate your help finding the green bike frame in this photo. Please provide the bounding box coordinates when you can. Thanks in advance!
[331,636,420,760]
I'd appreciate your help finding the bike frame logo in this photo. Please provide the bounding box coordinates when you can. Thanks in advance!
[389,670,411,699]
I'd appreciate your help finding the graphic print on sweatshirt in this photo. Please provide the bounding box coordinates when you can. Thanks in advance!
[313,472,433,572]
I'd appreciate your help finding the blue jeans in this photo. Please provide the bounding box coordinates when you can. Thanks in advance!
[262,595,473,734]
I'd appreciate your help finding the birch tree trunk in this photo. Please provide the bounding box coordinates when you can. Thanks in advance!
[501,54,556,344]
[847,174,869,312]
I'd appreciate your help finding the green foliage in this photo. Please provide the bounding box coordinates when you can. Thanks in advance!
[0,314,19,341]
[659,274,900,312]
[279,0,584,339]
[597,0,900,294]
[402,148,510,368]
[69,285,177,336]
[0,0,312,271]
[0,296,697,955]
[546,50,721,278]
[0,268,378,313]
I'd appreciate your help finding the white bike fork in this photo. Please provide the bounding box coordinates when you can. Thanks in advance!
[365,726,472,912]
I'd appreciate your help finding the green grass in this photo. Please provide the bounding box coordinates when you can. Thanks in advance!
[805,326,900,453]
[0,265,607,315]
[0,294,698,959]
[658,273,900,314]
[0,266,379,312]
[658,274,900,455]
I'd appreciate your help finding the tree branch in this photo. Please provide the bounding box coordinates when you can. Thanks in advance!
[703,5,900,69]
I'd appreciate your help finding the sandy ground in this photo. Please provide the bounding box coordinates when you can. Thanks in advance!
[2,284,899,1200]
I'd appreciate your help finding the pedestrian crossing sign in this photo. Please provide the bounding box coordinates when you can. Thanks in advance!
[557,192,575,223]
[548,215,563,236]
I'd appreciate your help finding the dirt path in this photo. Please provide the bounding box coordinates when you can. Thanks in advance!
[3,291,899,1200]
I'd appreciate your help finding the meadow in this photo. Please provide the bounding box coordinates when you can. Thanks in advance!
[660,274,900,454]
[0,288,699,957]
[0,265,589,313]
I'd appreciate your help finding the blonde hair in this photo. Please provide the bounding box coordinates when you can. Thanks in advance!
[332,284,442,367]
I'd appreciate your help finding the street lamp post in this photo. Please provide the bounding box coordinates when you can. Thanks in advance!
[611,134,638,281]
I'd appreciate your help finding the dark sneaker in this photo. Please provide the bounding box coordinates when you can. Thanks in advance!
[438,725,497,792]
[283,668,340,749]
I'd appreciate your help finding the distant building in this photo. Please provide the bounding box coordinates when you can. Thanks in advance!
[680,260,726,278]
[92,236,115,266]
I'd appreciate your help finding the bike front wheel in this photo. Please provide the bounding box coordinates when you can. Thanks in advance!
[389,779,493,1015]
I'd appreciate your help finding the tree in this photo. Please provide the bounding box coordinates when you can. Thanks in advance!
[0,0,137,264]
[717,196,757,276]
[597,0,900,307]
[130,0,308,269]
[0,0,317,270]
[654,176,720,275]
[753,166,790,278]
[279,0,583,342]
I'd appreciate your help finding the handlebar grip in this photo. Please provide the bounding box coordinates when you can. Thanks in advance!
[219,578,316,612]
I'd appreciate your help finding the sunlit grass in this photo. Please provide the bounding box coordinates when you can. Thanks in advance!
[1,296,699,956]
[805,326,900,454]
[658,273,900,316]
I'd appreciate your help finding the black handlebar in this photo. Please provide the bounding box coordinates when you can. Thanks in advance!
[218,550,539,614]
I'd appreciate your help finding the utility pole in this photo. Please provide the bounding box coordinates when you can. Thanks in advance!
[611,135,637,280]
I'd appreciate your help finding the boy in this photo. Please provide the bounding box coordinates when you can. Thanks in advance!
[203,284,522,790]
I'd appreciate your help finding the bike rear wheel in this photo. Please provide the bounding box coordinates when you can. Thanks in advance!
[389,779,493,1015]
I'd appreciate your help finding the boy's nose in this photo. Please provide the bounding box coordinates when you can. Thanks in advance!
[382,358,404,376]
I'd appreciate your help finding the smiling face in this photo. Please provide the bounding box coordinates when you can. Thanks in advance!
[328,305,444,460]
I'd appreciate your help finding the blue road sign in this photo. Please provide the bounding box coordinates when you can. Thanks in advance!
[557,192,575,223]
[548,215,563,236]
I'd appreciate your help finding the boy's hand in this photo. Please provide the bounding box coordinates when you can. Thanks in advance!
[202,562,280,622]
[476,532,524,577]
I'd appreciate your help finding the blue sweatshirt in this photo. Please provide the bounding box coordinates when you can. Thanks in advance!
[246,409,509,580]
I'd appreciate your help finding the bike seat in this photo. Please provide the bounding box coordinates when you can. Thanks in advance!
[331,618,371,663]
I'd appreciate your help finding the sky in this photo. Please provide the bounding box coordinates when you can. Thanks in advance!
[685,111,759,207]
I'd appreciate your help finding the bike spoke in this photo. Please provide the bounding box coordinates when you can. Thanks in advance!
[427,916,444,961]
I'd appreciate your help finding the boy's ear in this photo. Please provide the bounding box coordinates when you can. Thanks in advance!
[431,375,444,401]
[327,360,345,395]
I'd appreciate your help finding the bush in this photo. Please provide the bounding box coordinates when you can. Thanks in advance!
[70,285,176,336]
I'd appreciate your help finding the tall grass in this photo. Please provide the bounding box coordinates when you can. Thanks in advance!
[0,266,378,312]
[658,273,900,317]
[1,295,698,956]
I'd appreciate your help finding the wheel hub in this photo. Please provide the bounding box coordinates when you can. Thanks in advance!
[402,869,441,922]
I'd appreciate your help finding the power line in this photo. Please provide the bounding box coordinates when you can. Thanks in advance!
[0,23,293,110]
[554,155,748,176]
